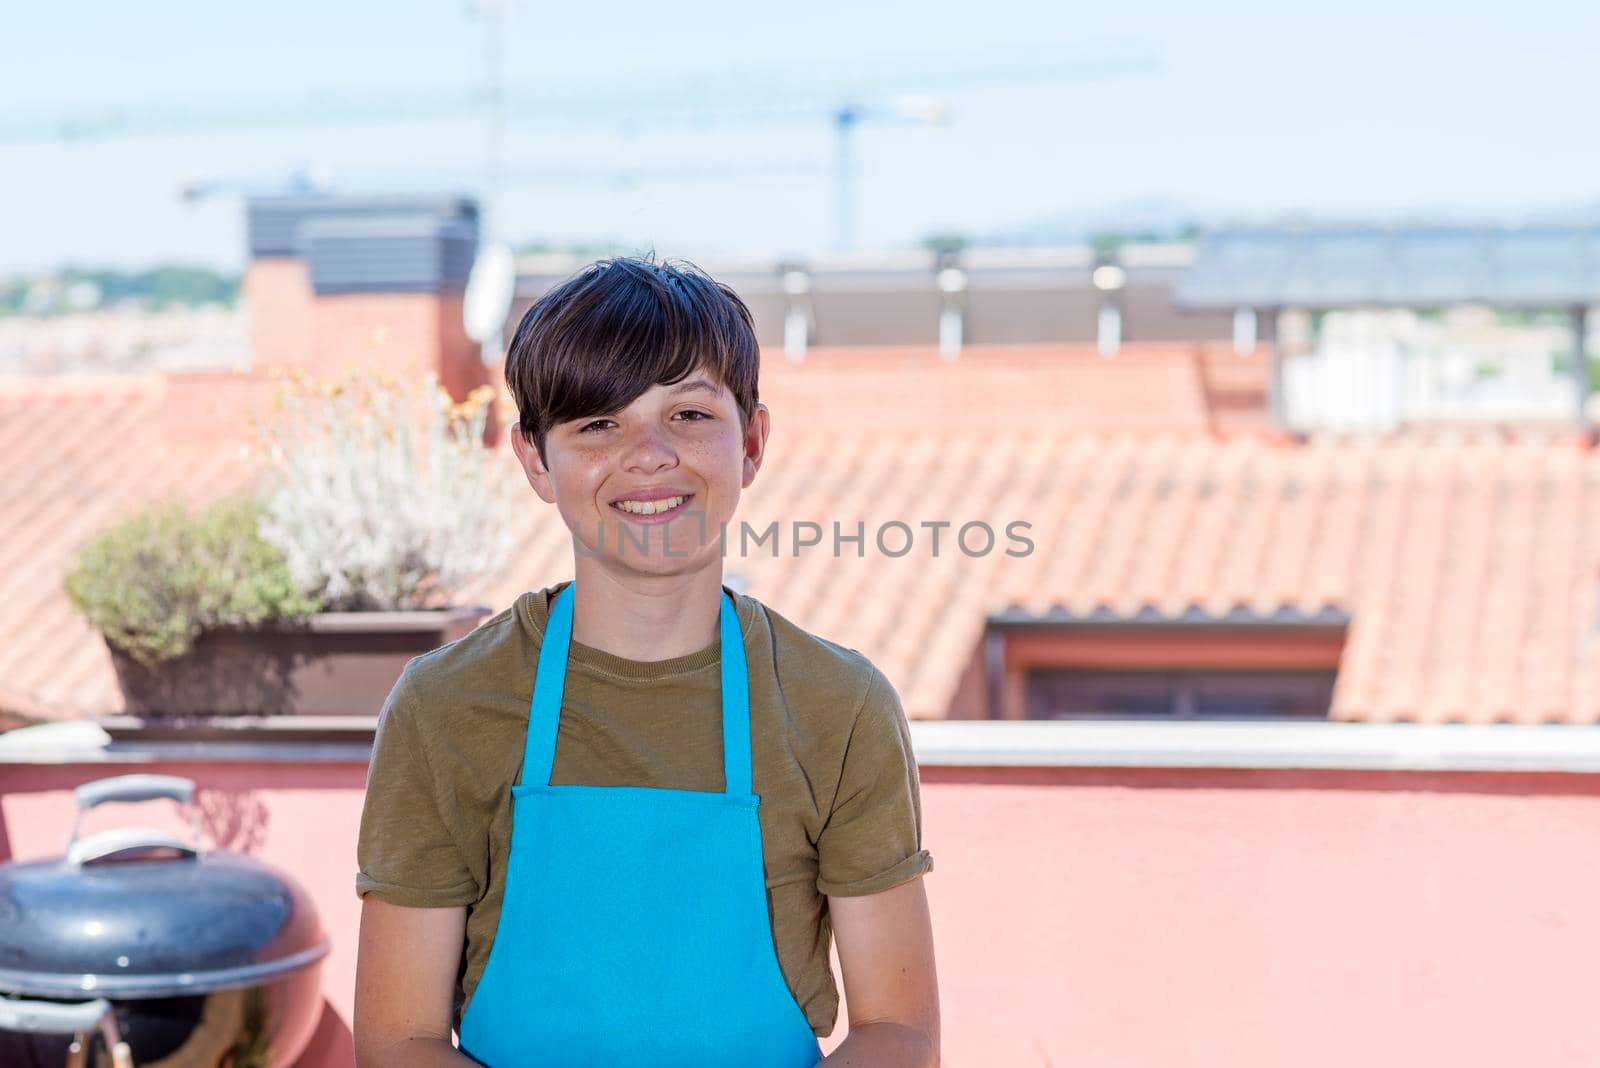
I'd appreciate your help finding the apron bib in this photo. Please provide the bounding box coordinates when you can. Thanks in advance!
[458,581,822,1067]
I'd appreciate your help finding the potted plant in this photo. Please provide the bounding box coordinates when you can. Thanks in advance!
[64,368,517,725]
[64,492,328,720]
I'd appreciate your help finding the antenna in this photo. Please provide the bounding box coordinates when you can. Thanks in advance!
[466,0,514,366]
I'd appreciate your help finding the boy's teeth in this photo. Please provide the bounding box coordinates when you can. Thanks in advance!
[615,495,686,515]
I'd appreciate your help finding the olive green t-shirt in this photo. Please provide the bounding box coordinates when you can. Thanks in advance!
[355,580,934,1037]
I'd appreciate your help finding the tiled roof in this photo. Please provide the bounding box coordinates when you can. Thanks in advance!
[2,345,1596,725]
[0,372,269,719]
[747,420,1598,725]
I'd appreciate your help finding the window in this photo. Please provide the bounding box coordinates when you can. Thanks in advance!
[973,612,1349,721]
[1027,668,1335,721]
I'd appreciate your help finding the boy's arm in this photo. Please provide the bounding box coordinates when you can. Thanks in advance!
[820,875,940,1067]
[354,897,476,1067]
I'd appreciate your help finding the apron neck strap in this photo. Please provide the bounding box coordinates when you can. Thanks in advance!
[521,581,754,797]
[718,584,753,797]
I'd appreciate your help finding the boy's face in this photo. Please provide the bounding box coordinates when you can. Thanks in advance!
[510,368,768,576]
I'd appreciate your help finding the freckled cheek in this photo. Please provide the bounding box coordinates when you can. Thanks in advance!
[684,439,743,488]
[574,451,613,487]
[551,456,611,510]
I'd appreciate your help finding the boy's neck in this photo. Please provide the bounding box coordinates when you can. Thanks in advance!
[566,562,728,663]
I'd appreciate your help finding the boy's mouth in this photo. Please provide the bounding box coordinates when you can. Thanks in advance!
[609,492,694,522]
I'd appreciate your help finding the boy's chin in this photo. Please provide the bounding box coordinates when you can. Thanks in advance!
[604,549,723,576]
[578,533,728,567]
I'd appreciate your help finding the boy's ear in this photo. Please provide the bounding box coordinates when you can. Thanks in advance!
[742,402,770,490]
[510,424,557,504]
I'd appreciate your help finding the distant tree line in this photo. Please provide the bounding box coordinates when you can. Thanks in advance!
[0,265,239,316]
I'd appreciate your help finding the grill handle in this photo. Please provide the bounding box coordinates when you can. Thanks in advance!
[68,827,200,868]
[0,997,133,1068]
[0,996,112,1033]
[75,773,195,811]
[66,773,204,858]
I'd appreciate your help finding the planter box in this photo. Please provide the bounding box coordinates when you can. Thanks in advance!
[107,606,492,718]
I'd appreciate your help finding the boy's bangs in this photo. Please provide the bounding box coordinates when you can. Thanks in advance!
[543,296,728,429]
[507,256,759,457]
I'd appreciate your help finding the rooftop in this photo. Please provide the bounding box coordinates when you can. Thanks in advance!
[2,344,1596,727]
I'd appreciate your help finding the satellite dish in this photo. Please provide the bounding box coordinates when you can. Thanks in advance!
[464,242,516,345]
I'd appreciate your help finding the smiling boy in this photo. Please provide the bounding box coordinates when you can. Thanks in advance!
[353,255,939,1066]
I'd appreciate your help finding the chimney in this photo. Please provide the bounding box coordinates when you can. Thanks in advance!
[240,195,490,405]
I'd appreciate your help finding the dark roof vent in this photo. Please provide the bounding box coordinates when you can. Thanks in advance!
[245,194,478,259]
[301,214,478,295]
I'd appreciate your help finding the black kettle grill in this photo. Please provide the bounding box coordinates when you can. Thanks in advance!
[0,773,331,1066]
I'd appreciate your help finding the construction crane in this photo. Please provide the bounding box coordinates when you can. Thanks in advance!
[177,162,336,204]
[830,95,949,251]
[23,37,1162,258]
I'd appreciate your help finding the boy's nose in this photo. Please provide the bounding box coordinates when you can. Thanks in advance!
[620,425,677,468]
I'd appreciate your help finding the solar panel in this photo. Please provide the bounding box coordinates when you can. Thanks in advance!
[1174,231,1290,306]
[1493,229,1589,304]
[1177,225,1600,308]
[1388,229,1489,304]
[1291,230,1389,306]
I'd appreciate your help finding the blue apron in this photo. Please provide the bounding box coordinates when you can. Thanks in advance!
[458,581,823,1067]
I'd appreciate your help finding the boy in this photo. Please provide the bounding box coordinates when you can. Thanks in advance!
[353,255,939,1066]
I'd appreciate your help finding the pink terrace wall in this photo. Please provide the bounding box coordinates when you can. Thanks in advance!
[3,760,1599,1067]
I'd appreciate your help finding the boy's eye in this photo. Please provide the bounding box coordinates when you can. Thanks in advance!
[576,410,710,434]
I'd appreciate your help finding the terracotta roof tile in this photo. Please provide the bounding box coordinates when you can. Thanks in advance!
[6,347,1600,726]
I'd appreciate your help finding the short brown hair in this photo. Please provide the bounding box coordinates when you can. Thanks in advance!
[504,253,760,463]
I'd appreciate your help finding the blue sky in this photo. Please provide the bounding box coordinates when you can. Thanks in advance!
[2,0,1595,274]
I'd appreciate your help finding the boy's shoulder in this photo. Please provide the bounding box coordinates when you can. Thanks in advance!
[385,581,893,723]
[740,589,895,711]
[385,593,533,720]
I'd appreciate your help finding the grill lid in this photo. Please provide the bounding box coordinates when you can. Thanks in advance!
[0,774,328,998]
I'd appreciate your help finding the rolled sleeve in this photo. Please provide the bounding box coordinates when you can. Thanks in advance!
[815,664,934,897]
[355,667,480,908]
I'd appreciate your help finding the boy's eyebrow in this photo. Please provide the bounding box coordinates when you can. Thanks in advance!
[571,379,721,422]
